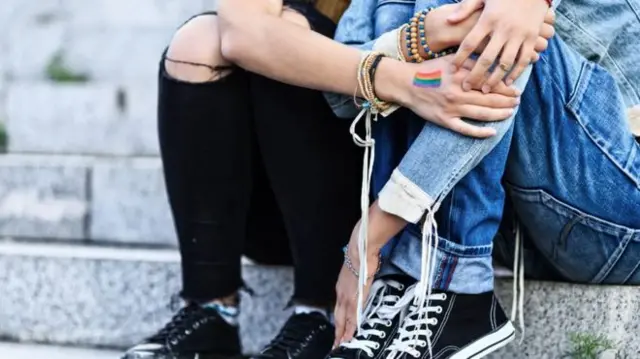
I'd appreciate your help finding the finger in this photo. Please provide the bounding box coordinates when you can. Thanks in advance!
[544,8,556,25]
[492,80,521,97]
[531,52,541,63]
[459,104,516,121]
[506,42,536,85]
[342,310,358,343]
[451,24,490,70]
[534,37,548,53]
[447,0,484,24]
[460,91,520,109]
[333,303,346,348]
[540,23,555,40]
[464,33,507,91]
[483,38,521,92]
[443,117,497,138]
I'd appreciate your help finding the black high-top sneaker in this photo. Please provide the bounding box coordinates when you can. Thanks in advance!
[252,312,334,359]
[122,304,241,359]
[328,276,416,359]
[384,291,515,359]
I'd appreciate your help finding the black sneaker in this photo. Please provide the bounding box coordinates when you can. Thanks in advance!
[384,291,515,359]
[122,304,241,359]
[252,312,334,359]
[328,276,415,359]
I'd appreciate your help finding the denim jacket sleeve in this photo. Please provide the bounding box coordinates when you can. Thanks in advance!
[323,0,379,119]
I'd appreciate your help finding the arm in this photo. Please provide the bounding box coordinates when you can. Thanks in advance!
[218,0,401,100]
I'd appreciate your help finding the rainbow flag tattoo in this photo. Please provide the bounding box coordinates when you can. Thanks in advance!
[413,70,442,88]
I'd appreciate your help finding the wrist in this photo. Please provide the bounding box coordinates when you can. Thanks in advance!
[374,58,414,107]
[423,10,455,52]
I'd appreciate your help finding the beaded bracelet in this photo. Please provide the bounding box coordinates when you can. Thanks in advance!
[356,52,391,113]
[409,9,456,61]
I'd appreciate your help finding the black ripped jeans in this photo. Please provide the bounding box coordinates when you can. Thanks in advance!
[157,3,361,306]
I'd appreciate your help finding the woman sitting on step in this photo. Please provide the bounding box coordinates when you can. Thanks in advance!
[122,1,365,359]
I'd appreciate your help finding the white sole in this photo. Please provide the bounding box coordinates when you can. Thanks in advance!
[450,321,516,359]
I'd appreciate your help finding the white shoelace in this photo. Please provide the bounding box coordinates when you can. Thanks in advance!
[349,92,442,354]
[385,293,447,359]
[339,281,417,357]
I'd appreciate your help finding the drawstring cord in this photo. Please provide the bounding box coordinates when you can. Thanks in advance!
[349,105,378,330]
[512,222,526,343]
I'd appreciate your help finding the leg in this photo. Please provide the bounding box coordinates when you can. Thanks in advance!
[125,13,251,359]
[499,36,640,284]
[247,4,362,357]
[162,14,251,303]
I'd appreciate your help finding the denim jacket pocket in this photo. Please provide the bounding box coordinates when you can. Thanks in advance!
[505,183,636,284]
[566,61,640,189]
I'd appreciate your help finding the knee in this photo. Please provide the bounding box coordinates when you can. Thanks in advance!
[165,14,232,82]
[281,8,311,29]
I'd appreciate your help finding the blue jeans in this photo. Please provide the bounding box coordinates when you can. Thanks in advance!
[376,2,640,292]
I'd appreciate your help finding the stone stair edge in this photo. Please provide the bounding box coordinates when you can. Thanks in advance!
[0,153,161,166]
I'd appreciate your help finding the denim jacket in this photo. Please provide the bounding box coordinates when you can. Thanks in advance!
[325,0,640,229]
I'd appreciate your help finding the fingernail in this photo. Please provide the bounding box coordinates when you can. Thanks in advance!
[505,78,514,86]
[462,82,471,91]
[482,85,491,93]
[515,97,521,105]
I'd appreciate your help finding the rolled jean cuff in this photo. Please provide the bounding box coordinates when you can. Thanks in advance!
[378,169,436,224]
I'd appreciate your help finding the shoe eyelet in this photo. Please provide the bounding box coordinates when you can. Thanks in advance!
[373,343,380,349]
[185,329,192,335]
[193,322,200,329]
[385,320,392,327]
[171,339,178,345]
[380,332,386,338]
[412,353,420,358]
[398,285,405,290]
[436,306,443,314]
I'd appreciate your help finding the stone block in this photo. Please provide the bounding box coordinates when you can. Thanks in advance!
[490,279,640,358]
[0,155,89,240]
[6,83,159,156]
[4,1,67,80]
[63,0,212,28]
[63,27,174,81]
[0,242,291,354]
[89,158,175,246]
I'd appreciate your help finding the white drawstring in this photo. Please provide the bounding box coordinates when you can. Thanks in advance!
[349,106,378,330]
[511,222,525,343]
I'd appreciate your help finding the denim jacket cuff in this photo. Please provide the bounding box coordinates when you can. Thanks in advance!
[377,169,435,224]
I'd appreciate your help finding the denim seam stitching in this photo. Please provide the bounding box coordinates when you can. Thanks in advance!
[556,9,640,104]
[507,183,638,236]
[563,61,640,188]
[591,231,633,284]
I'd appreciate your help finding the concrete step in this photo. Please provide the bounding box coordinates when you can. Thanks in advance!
[6,82,160,156]
[0,154,174,246]
[1,240,639,357]
[0,240,291,355]
[0,342,119,359]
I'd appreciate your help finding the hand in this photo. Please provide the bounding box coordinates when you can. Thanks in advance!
[333,223,379,347]
[447,0,552,92]
[394,56,520,138]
